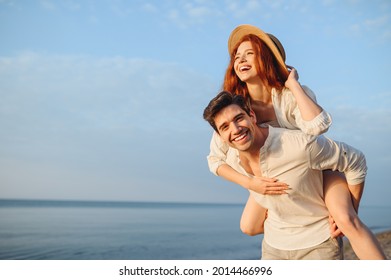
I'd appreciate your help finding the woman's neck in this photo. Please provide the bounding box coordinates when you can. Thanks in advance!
[246,81,276,124]
[246,82,271,104]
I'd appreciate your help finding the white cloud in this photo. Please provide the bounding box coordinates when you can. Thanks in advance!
[165,1,217,28]
[364,14,391,42]
[62,0,81,11]
[142,3,158,13]
[364,15,389,28]
[39,0,56,11]
[184,3,211,19]
[225,0,262,19]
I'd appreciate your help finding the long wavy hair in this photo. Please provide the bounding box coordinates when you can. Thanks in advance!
[222,34,289,99]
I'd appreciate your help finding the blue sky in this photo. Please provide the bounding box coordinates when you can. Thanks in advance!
[0,0,390,206]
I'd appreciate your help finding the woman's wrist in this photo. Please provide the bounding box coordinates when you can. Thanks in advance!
[287,79,303,94]
[241,176,252,190]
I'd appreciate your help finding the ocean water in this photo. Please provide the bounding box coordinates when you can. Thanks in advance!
[0,199,390,260]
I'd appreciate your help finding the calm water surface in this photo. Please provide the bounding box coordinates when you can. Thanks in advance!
[0,199,390,260]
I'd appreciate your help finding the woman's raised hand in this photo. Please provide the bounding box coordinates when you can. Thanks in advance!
[285,65,300,89]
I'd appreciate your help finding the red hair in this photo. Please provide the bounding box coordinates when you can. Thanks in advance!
[222,34,289,98]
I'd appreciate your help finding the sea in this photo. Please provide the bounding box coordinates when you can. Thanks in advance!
[0,199,390,260]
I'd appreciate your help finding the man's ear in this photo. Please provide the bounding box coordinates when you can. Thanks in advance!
[249,109,257,124]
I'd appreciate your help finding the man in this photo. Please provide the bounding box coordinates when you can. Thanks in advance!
[203,91,368,260]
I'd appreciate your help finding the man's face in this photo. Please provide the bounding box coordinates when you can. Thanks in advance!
[214,104,257,152]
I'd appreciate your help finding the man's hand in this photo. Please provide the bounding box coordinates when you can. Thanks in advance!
[329,215,345,238]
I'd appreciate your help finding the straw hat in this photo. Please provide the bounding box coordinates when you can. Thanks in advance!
[228,24,286,67]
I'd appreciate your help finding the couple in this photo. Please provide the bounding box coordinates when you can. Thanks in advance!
[203,24,386,260]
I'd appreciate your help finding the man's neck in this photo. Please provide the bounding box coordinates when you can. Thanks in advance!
[238,126,269,175]
[250,125,268,152]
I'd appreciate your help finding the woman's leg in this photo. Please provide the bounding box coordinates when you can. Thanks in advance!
[240,194,267,236]
[323,170,386,259]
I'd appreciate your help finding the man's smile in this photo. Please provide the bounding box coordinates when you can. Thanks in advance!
[232,130,249,143]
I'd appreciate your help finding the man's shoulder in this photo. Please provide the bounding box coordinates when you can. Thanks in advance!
[269,126,312,138]
[267,126,318,148]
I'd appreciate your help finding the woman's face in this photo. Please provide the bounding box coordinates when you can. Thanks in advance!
[233,41,259,83]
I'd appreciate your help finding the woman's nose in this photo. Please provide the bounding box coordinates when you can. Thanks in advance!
[239,54,246,62]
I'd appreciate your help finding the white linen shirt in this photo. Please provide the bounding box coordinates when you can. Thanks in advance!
[207,86,333,175]
[225,126,367,250]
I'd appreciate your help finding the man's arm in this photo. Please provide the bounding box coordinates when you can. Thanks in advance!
[308,135,367,209]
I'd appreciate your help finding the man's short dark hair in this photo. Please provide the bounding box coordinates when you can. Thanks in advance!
[203,91,251,133]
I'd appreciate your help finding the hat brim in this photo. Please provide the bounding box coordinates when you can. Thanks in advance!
[228,24,286,67]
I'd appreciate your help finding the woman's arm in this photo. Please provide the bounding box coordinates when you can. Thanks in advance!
[217,164,289,195]
[207,132,230,176]
[285,67,322,121]
[278,68,333,135]
[240,194,267,236]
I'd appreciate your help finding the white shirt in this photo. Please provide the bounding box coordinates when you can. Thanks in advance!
[225,126,367,250]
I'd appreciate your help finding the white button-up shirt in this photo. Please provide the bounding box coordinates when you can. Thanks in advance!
[226,126,367,250]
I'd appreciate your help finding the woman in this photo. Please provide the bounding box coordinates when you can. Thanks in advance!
[207,24,386,259]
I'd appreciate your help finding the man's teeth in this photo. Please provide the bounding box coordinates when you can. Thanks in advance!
[234,132,247,141]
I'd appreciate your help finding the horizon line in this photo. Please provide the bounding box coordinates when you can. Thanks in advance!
[0,198,244,207]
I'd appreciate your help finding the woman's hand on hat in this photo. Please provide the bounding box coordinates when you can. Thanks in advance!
[285,66,300,89]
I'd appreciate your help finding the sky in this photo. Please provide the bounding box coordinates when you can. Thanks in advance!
[0,0,390,206]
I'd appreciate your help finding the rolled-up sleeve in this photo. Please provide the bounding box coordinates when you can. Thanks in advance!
[207,132,230,176]
[294,109,333,136]
[275,86,333,136]
[291,86,333,135]
[308,135,367,185]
